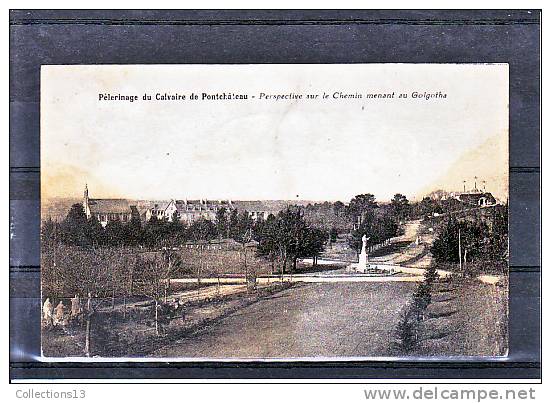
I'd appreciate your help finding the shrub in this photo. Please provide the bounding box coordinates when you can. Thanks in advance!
[394,308,418,354]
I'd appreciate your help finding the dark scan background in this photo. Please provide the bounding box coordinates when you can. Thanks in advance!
[9,9,540,380]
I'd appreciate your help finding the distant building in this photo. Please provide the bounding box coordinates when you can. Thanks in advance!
[164,199,233,224]
[451,178,497,207]
[144,202,171,221]
[144,198,277,224]
[82,185,139,227]
[82,183,281,226]
[455,192,496,207]
[232,201,277,221]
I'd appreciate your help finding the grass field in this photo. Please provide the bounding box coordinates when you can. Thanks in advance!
[414,278,508,357]
[176,244,274,277]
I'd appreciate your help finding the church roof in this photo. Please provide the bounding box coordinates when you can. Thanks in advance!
[87,199,135,214]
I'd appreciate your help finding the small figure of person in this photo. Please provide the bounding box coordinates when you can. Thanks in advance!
[177,299,186,324]
[172,298,183,313]
[42,298,53,327]
[70,294,81,317]
[53,300,66,326]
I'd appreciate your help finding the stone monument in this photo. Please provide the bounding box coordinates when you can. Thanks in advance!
[357,234,369,273]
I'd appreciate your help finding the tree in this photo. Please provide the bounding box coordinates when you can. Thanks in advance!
[420,196,442,216]
[144,215,170,247]
[256,214,278,274]
[459,220,488,268]
[256,207,311,275]
[302,201,351,232]
[349,209,375,253]
[329,227,338,243]
[431,218,461,264]
[187,218,217,242]
[85,215,105,246]
[487,205,509,264]
[390,193,411,222]
[301,228,327,267]
[349,209,399,254]
[135,254,166,335]
[41,217,58,246]
[59,203,90,246]
[252,214,266,240]
[228,208,240,239]
[126,214,144,246]
[104,218,127,246]
[394,308,418,354]
[43,245,118,356]
[229,211,256,286]
[233,211,254,243]
[161,248,182,302]
[166,211,186,246]
[215,207,229,240]
[431,217,489,274]
[332,201,345,217]
[133,250,181,335]
[256,208,330,273]
[277,207,308,273]
[66,203,87,223]
[347,193,378,220]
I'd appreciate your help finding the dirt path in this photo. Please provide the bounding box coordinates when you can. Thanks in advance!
[370,220,434,268]
[150,282,416,359]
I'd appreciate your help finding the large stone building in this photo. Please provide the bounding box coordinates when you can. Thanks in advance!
[83,184,281,226]
[149,199,233,224]
[82,185,139,227]
[144,199,277,224]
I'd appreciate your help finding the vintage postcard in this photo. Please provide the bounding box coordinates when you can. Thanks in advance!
[40,64,509,360]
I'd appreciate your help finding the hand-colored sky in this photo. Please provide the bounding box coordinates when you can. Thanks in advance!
[41,64,508,202]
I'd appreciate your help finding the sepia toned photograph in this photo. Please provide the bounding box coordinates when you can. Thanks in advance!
[39,64,509,360]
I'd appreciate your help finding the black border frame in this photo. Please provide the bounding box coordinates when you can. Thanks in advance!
[9,9,541,381]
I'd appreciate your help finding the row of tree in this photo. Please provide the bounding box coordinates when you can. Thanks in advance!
[42,242,186,301]
[42,204,264,248]
[303,193,411,223]
[42,203,330,280]
[41,211,328,316]
[44,192,410,251]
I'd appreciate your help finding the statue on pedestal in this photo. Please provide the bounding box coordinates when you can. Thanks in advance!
[357,234,369,273]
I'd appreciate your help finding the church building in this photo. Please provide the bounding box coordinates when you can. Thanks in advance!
[82,185,139,227]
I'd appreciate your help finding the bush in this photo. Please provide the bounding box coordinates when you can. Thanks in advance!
[393,266,438,354]
[394,308,418,354]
